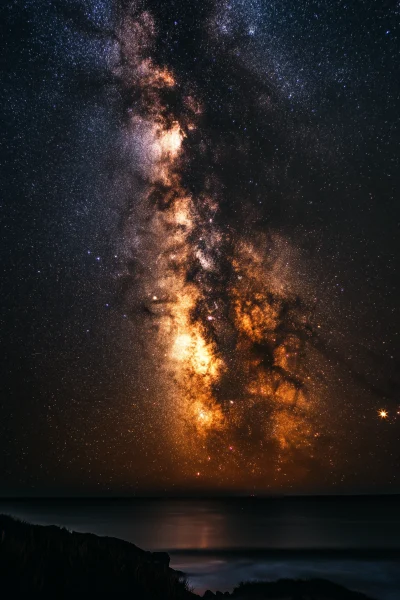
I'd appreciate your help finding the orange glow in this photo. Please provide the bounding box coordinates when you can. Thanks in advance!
[117,8,323,487]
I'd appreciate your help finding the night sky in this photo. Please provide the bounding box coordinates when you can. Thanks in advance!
[1,0,399,496]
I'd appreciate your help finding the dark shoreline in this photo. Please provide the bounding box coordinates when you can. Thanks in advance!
[0,514,380,599]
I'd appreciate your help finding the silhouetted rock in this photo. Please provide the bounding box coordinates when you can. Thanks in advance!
[0,514,194,599]
[0,514,377,600]
[152,550,170,567]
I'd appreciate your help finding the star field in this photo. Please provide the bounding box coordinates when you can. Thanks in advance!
[0,0,399,496]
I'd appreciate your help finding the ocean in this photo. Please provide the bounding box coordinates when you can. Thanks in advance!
[1,496,399,599]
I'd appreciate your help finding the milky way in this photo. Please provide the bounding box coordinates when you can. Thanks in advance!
[110,3,347,489]
[1,0,399,495]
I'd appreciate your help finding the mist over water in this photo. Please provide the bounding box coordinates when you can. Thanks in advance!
[1,497,400,599]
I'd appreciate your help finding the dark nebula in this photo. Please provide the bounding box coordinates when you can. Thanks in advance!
[0,0,399,495]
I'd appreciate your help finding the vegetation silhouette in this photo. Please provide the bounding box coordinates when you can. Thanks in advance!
[0,514,376,599]
[0,514,194,599]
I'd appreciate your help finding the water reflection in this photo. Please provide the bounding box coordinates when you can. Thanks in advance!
[1,498,400,599]
[1,498,400,552]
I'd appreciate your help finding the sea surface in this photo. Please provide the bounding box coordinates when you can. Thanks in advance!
[1,496,399,600]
